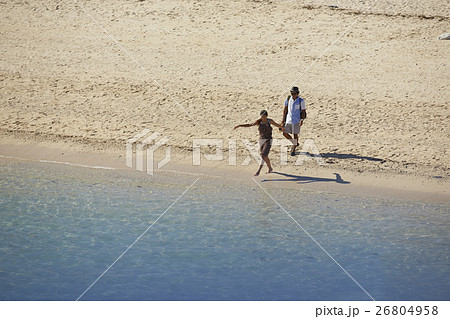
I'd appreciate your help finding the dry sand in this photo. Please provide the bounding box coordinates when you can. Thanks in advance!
[1,0,449,201]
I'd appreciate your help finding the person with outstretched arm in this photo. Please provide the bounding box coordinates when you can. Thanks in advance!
[234,110,284,176]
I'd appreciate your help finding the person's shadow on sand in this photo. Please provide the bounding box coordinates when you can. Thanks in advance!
[261,172,351,184]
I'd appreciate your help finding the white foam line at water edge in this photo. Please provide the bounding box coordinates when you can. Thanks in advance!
[276,0,380,102]
[1,155,115,170]
[1,154,222,178]
[0,154,32,162]
[71,0,199,126]
[252,178,376,301]
[76,177,200,301]
[39,160,116,170]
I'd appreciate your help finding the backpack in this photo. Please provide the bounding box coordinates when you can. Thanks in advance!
[287,95,307,120]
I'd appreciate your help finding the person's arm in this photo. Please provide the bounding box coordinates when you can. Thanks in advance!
[282,104,288,126]
[269,119,284,131]
[300,98,306,126]
[234,119,260,130]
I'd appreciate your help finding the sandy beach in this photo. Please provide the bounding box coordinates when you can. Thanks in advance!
[1,0,449,201]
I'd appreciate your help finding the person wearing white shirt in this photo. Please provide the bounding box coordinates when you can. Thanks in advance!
[281,86,306,156]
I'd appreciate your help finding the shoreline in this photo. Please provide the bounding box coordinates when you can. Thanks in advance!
[1,0,449,206]
[1,135,448,204]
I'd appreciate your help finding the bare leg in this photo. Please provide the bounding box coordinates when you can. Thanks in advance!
[283,132,297,147]
[284,132,297,155]
[292,134,299,153]
[283,132,292,141]
[262,155,273,173]
[254,165,263,176]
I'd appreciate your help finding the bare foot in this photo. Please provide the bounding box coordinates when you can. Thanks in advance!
[266,168,273,174]
[254,171,260,176]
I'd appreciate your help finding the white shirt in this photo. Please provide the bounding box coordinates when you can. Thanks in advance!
[285,97,306,124]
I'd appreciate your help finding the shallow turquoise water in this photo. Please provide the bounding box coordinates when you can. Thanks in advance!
[0,162,449,300]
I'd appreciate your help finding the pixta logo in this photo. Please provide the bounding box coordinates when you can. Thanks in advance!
[126,129,171,175]
[192,138,324,166]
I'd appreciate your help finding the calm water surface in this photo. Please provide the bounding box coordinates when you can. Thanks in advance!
[0,162,448,300]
